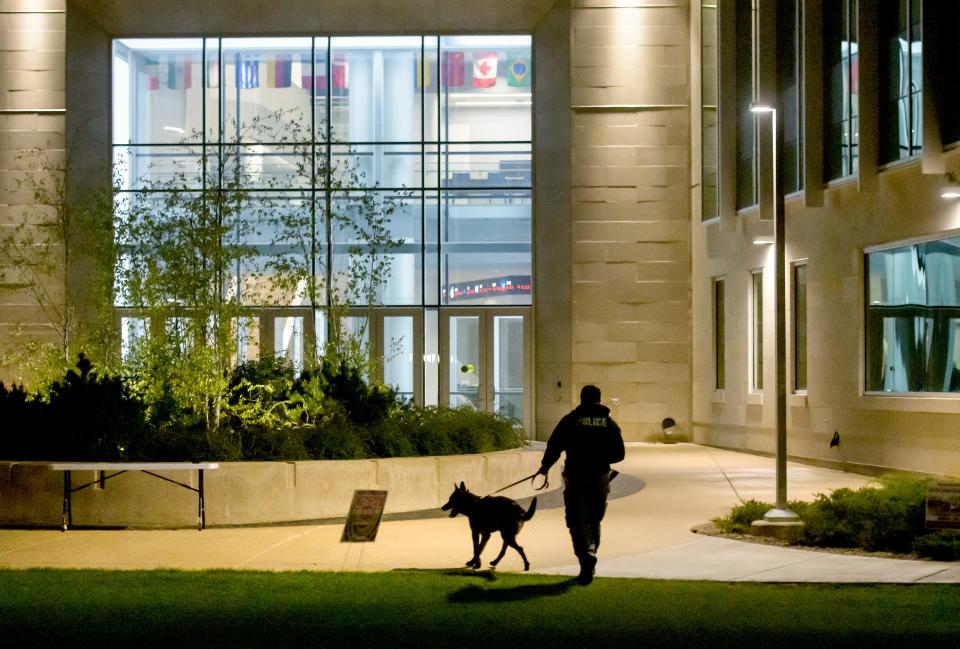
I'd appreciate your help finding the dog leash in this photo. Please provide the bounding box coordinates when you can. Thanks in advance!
[488,472,550,497]
[486,468,619,499]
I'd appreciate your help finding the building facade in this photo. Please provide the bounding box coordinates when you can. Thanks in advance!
[1,0,957,476]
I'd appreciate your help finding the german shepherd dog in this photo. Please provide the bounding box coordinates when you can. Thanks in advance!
[441,481,537,571]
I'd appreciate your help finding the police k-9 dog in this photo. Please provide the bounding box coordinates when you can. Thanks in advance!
[441,481,537,571]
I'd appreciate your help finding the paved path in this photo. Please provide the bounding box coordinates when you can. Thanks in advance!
[1,443,957,582]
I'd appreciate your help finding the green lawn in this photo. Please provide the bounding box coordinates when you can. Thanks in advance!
[1,569,958,648]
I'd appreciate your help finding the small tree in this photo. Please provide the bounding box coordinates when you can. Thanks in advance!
[265,161,407,376]
[115,114,301,442]
[116,109,405,443]
[0,146,118,386]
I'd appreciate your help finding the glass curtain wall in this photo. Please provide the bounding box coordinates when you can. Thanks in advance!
[112,35,533,403]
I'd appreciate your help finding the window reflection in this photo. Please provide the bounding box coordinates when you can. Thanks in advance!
[866,238,960,393]
[878,0,922,164]
[824,0,858,180]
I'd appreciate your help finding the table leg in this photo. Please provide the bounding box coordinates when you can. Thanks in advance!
[61,471,71,531]
[198,469,205,531]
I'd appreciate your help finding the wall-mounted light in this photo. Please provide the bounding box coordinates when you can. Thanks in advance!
[752,236,774,246]
[942,172,960,198]
[749,101,774,113]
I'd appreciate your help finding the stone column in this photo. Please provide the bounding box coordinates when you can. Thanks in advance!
[568,0,691,440]
[0,0,66,382]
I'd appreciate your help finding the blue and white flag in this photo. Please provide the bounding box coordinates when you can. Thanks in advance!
[234,53,260,89]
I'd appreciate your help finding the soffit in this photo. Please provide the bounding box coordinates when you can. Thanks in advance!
[70,0,560,36]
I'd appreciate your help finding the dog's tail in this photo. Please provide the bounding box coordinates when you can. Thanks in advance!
[522,497,537,521]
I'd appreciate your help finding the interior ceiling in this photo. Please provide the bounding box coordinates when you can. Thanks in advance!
[71,0,559,36]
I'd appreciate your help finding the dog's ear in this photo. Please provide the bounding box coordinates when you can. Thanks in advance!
[459,481,465,491]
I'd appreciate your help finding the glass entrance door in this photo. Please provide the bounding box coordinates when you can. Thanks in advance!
[441,309,530,432]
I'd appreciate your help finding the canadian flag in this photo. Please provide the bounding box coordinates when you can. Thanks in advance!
[472,52,498,88]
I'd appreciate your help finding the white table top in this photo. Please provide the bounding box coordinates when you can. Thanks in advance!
[49,462,219,471]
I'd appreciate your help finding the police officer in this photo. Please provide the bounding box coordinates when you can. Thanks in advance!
[537,384,625,584]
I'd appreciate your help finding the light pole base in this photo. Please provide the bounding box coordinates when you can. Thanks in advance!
[763,507,800,523]
[750,518,804,541]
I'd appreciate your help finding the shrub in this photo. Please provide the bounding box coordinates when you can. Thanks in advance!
[0,381,42,459]
[913,531,960,561]
[360,412,415,458]
[223,363,298,461]
[714,499,773,533]
[40,354,150,461]
[711,475,944,558]
[399,406,524,457]
[800,476,927,553]
[297,359,398,425]
[228,356,295,401]
[303,419,366,460]
[1,352,526,462]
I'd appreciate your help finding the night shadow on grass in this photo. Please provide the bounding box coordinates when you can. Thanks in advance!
[393,567,500,582]
[448,578,579,603]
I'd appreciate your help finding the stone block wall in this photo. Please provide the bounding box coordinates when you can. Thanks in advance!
[569,0,691,440]
[0,0,66,383]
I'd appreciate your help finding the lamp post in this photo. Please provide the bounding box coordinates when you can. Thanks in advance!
[750,102,798,523]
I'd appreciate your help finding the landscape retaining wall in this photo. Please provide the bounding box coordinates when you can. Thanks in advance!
[0,448,546,528]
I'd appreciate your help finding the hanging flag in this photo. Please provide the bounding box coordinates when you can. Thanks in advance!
[472,51,498,88]
[443,51,464,87]
[267,54,293,88]
[165,56,193,90]
[235,53,260,89]
[298,52,326,91]
[144,57,160,91]
[207,59,220,88]
[415,53,432,89]
[507,54,530,87]
[332,54,348,97]
[851,55,859,95]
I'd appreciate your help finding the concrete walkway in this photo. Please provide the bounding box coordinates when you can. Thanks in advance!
[1,443,958,583]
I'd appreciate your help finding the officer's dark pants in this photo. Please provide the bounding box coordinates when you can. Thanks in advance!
[563,473,611,561]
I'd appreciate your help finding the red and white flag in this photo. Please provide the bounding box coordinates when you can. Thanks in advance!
[472,52,498,88]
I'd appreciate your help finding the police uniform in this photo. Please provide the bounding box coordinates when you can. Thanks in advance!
[539,398,625,581]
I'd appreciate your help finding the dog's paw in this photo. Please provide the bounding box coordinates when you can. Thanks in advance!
[466,559,481,569]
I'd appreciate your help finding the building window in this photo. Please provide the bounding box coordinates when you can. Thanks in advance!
[714,278,725,390]
[777,0,803,194]
[112,35,533,312]
[823,0,858,180]
[751,270,763,391]
[793,263,807,391]
[940,4,960,145]
[735,0,756,210]
[111,35,533,411]
[702,2,718,221]
[878,0,922,164]
[865,236,960,393]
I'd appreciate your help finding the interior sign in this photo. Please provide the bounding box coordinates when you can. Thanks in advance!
[925,481,960,530]
[342,490,388,542]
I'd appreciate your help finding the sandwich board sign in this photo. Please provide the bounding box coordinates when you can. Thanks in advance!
[342,490,388,542]
[925,481,960,530]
